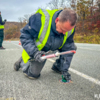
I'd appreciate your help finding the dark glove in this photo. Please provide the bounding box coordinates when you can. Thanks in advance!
[4,19,7,22]
[34,51,45,62]
[62,71,71,82]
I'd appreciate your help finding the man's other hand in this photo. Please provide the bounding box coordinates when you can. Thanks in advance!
[34,51,45,62]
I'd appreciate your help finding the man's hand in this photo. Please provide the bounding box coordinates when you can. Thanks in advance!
[4,19,7,22]
[34,51,45,62]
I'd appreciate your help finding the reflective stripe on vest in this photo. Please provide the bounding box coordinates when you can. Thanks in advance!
[22,9,75,63]
[0,17,4,29]
[59,28,74,49]
[22,49,30,63]
[35,9,59,50]
[0,25,4,29]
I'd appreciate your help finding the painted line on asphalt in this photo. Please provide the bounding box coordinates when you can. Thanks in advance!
[11,41,100,86]
[48,59,100,86]
[78,47,100,51]
[75,43,100,46]
[5,49,21,51]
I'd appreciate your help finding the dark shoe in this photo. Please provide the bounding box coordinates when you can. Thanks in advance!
[51,64,61,74]
[23,72,40,80]
[14,57,22,71]
[62,71,71,82]
[0,46,5,49]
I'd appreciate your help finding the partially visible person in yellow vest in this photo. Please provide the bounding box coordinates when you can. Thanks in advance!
[0,11,7,49]
[14,8,78,82]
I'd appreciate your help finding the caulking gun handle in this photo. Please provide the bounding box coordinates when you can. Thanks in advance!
[40,56,47,60]
[40,54,56,60]
[71,50,76,53]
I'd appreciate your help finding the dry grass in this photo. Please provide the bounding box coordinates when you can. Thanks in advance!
[74,32,100,44]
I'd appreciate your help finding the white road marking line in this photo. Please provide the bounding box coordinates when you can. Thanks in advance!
[75,43,100,46]
[78,47,100,51]
[69,68,100,86]
[48,59,100,86]
[11,42,100,86]
[5,49,21,51]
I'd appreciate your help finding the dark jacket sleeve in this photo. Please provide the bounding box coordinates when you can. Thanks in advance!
[58,29,76,72]
[0,15,6,25]
[20,13,41,58]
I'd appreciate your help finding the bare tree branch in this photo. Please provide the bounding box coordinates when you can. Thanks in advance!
[46,0,71,10]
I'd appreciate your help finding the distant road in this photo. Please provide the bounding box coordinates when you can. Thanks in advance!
[0,41,100,100]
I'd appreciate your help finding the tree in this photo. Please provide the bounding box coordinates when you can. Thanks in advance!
[77,0,91,21]
[23,14,30,23]
[70,0,77,11]
[45,0,71,10]
[18,14,30,28]
[18,17,23,28]
[76,0,91,32]
[96,0,100,11]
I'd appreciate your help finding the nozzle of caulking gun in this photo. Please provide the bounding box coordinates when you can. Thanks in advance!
[41,50,76,60]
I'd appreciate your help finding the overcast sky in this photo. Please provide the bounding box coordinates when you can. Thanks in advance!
[0,0,52,22]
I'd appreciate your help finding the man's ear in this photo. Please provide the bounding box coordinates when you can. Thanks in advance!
[55,17,59,23]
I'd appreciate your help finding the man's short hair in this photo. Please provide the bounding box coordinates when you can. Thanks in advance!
[58,9,78,26]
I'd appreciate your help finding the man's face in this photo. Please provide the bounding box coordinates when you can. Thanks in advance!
[55,17,75,34]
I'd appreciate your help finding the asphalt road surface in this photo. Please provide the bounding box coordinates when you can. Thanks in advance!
[0,41,100,100]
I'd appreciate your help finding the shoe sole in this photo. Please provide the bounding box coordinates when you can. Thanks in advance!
[51,67,61,74]
[23,73,37,80]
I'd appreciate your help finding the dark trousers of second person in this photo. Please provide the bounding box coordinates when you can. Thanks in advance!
[0,30,4,47]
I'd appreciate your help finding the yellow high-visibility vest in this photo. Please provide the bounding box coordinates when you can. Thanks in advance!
[22,9,74,63]
[0,25,4,29]
[0,16,4,29]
